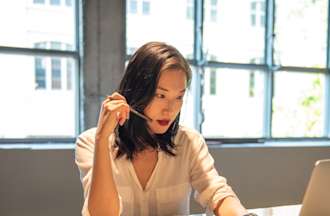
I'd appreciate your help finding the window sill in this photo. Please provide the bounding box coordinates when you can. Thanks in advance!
[0,143,75,150]
[208,140,330,148]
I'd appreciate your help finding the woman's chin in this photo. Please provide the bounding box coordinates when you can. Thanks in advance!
[149,126,169,134]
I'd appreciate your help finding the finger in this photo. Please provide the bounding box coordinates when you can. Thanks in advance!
[111,105,130,124]
[116,111,120,121]
[126,107,130,120]
[118,107,130,125]
[103,101,129,115]
[115,110,126,126]
[98,102,119,129]
[102,98,127,111]
[119,113,125,126]
[108,92,127,102]
[101,98,111,110]
[101,100,125,117]
[102,103,129,126]
[123,104,130,120]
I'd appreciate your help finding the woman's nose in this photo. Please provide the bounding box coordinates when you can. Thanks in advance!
[162,100,174,114]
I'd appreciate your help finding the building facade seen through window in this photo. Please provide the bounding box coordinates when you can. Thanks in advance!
[251,1,265,27]
[34,42,73,91]
[33,0,71,6]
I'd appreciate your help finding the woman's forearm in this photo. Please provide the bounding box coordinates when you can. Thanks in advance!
[214,196,248,216]
[88,136,120,216]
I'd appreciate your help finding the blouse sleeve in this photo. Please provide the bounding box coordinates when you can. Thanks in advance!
[74,128,96,216]
[74,128,123,216]
[189,134,238,212]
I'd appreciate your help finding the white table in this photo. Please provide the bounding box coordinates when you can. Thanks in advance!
[190,204,302,216]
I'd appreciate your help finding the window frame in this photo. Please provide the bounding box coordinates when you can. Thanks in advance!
[0,0,82,144]
[125,0,330,143]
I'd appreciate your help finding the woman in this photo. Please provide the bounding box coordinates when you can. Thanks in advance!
[75,42,250,216]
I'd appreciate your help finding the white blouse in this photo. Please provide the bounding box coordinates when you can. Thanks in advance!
[75,125,237,216]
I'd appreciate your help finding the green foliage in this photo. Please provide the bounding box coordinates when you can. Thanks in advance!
[300,76,322,136]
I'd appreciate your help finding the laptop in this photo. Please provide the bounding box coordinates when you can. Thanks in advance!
[300,159,330,216]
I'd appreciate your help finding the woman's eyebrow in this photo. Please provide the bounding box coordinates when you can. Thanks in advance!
[157,86,186,93]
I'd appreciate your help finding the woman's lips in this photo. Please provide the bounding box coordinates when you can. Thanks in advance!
[157,120,170,126]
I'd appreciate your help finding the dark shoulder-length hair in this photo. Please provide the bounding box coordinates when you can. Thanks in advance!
[114,42,192,160]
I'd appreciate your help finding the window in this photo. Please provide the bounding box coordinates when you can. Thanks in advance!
[33,0,72,7]
[251,2,257,26]
[210,70,217,95]
[66,43,73,51]
[142,0,150,15]
[210,9,217,22]
[204,0,265,63]
[65,0,72,7]
[126,1,194,59]
[251,1,265,27]
[50,0,61,6]
[186,0,194,20]
[128,0,151,16]
[33,42,73,91]
[274,0,327,67]
[249,58,262,98]
[273,72,324,137]
[35,57,46,89]
[128,0,138,14]
[66,60,73,90]
[33,0,45,4]
[0,1,79,139]
[249,71,255,97]
[271,0,328,138]
[34,42,47,49]
[51,58,61,89]
[202,68,265,138]
[125,0,330,141]
[51,41,61,50]
[210,0,218,22]
[209,55,218,96]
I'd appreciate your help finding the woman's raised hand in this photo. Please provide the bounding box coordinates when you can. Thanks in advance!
[95,92,130,140]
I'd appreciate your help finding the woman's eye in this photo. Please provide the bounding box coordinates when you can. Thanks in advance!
[155,93,165,99]
[177,95,184,100]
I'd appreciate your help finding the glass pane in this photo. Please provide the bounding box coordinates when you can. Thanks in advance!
[66,0,72,7]
[51,58,62,89]
[274,0,328,67]
[0,1,76,51]
[180,67,197,130]
[126,0,194,58]
[0,54,77,138]
[272,72,325,137]
[50,0,61,6]
[204,0,265,63]
[35,57,46,89]
[186,0,194,20]
[142,1,150,15]
[202,68,265,138]
[34,0,45,4]
[129,0,138,14]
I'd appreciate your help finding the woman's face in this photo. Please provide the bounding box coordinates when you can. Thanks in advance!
[144,68,187,134]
